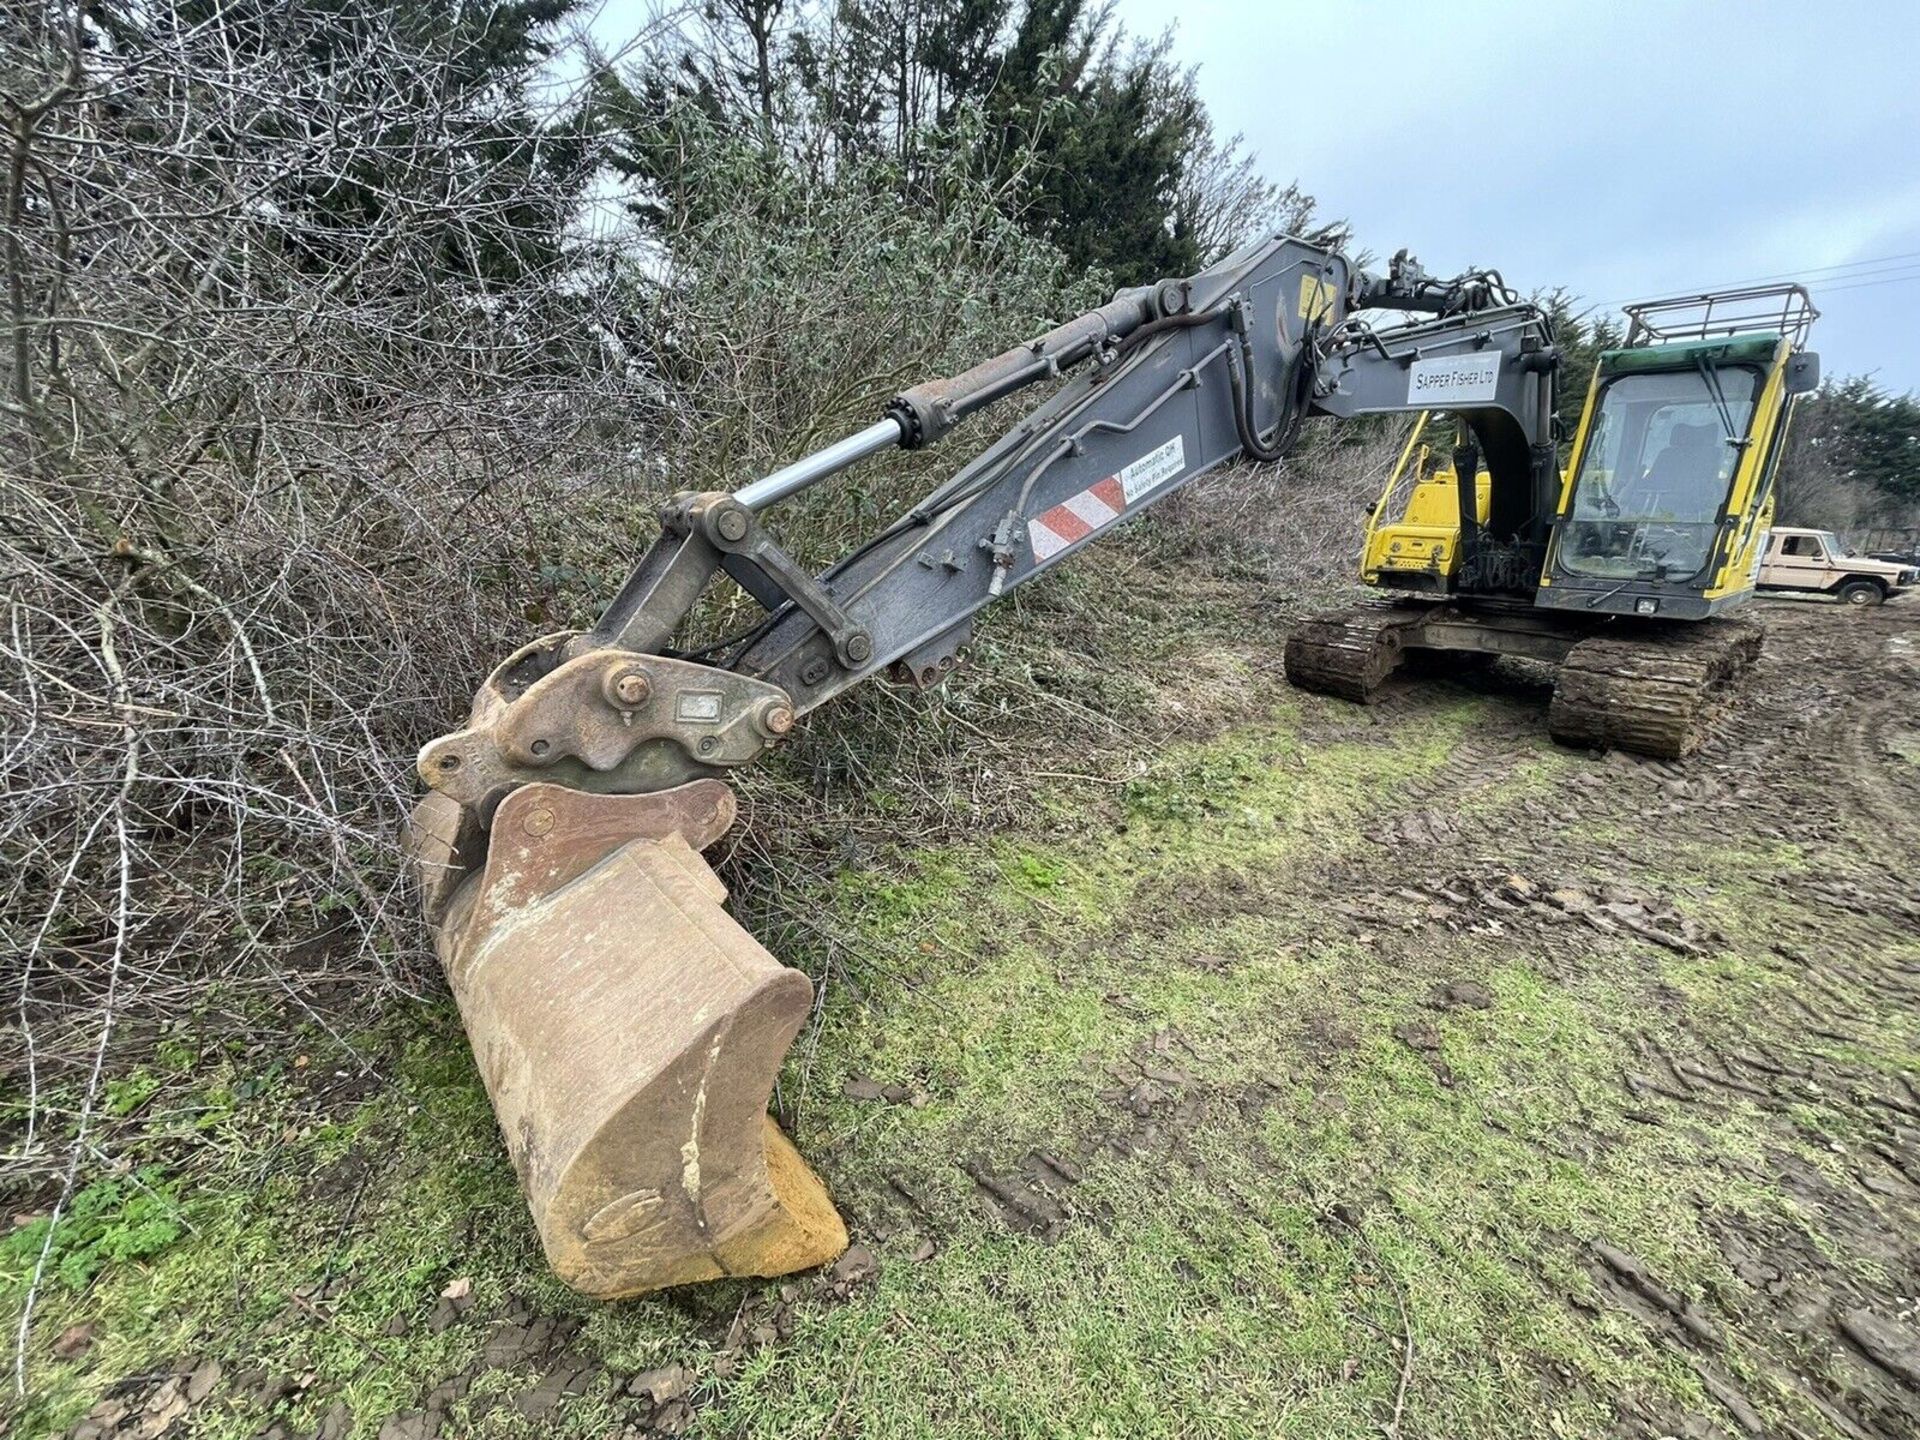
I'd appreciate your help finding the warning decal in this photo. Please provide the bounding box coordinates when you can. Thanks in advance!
[1297,273,1338,325]
[1029,474,1125,560]
[1028,435,1188,561]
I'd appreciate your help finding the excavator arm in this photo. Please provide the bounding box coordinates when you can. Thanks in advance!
[406,233,1559,1298]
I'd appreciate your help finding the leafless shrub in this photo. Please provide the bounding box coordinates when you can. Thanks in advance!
[1772,381,1920,537]
[1142,420,1412,593]
[0,0,1367,1385]
[0,3,678,1365]
[608,105,1106,640]
[1775,436,1897,536]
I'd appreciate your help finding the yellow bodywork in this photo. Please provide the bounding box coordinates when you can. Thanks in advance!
[1365,335,1800,605]
[1361,413,1490,584]
[1703,340,1793,601]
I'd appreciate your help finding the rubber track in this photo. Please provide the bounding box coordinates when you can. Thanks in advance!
[1547,620,1765,759]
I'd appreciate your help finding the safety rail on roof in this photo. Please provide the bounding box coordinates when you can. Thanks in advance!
[1622,283,1818,349]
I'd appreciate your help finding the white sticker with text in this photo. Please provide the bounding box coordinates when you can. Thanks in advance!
[1118,434,1187,504]
[1407,353,1501,407]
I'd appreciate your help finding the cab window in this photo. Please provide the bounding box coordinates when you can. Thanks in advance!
[1781,535,1825,559]
[1559,364,1765,581]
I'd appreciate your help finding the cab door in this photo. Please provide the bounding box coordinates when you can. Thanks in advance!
[1760,532,1831,589]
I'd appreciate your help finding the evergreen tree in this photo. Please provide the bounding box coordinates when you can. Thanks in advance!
[1534,290,1624,448]
[600,0,1327,286]
[1786,377,1920,513]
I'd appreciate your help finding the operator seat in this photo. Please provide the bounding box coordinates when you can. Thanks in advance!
[1636,421,1723,574]
[1642,422,1723,501]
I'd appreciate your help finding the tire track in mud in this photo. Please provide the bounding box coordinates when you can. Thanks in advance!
[1559,604,1920,1440]
[1369,732,1514,848]
[1833,691,1920,840]
[849,600,1920,1440]
[914,606,1919,1436]
[1248,602,1920,1438]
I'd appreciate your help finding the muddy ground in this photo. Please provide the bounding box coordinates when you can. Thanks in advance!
[1278,597,1920,1438]
[12,591,1920,1440]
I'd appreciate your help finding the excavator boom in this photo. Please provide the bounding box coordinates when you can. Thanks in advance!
[408,234,1560,1297]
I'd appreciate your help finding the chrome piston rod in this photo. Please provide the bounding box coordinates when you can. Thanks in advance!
[732,287,1156,513]
[734,417,906,512]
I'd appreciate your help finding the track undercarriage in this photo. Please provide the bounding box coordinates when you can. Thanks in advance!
[1285,599,1764,760]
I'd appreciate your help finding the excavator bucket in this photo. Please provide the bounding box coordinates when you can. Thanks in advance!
[405,779,847,1298]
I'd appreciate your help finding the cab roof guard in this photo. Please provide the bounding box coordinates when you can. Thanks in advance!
[1622,283,1818,349]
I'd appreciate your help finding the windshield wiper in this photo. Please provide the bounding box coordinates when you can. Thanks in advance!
[1695,356,1750,450]
[1585,579,1635,609]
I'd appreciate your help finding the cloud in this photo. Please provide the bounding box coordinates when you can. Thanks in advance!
[1120,0,1920,389]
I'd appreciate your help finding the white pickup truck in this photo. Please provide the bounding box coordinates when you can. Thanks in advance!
[1757,526,1917,606]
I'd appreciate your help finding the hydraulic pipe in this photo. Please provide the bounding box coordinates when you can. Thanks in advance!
[734,417,906,512]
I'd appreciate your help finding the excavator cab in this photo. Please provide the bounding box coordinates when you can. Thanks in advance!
[1360,284,1819,618]
[1537,284,1820,620]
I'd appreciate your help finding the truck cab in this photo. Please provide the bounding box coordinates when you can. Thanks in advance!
[1757,526,1916,605]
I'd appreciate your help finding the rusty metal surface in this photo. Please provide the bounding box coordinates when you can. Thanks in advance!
[431,781,846,1298]
[417,643,794,822]
[401,790,485,927]
[887,619,971,690]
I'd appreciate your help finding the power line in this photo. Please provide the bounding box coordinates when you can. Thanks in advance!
[1806,267,1920,297]
[1596,248,1920,311]
[1779,257,1920,286]
[1710,247,1920,286]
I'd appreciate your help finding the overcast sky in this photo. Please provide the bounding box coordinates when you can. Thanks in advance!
[1114,0,1920,392]
[579,2,1920,391]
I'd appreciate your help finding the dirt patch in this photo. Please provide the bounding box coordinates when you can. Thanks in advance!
[1355,601,1920,1436]
[959,1151,1082,1239]
[967,598,1920,1437]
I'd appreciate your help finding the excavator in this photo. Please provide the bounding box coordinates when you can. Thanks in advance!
[1287,278,1819,753]
[404,234,1818,1300]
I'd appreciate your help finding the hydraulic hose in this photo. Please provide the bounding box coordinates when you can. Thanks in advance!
[1226,326,1309,464]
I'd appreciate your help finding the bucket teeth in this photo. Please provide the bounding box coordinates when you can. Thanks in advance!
[416,780,847,1298]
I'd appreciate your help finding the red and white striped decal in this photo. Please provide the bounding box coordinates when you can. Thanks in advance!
[1029,474,1127,561]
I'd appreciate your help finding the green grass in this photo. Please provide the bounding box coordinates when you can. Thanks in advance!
[9,684,1915,1439]
[2,1170,186,1292]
